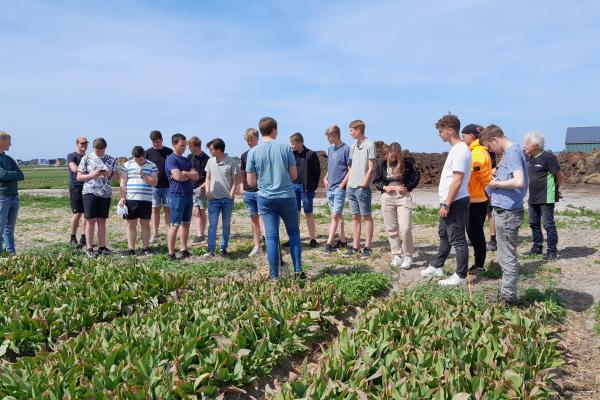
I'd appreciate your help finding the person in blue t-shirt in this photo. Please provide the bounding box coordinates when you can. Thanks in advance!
[165,133,198,261]
[480,124,528,304]
[246,117,305,279]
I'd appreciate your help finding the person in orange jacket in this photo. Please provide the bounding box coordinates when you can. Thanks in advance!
[461,124,493,274]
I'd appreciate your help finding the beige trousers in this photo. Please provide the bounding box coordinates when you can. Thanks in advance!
[381,192,414,257]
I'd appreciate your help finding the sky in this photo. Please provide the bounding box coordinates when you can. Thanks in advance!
[1,0,600,160]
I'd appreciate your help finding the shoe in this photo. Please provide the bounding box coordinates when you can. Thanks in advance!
[468,265,485,275]
[542,252,558,261]
[523,248,543,256]
[323,244,336,254]
[361,248,372,259]
[122,249,136,257]
[78,235,87,249]
[219,249,228,258]
[261,235,266,242]
[192,235,204,245]
[168,253,177,261]
[391,255,402,268]
[248,246,262,257]
[141,248,154,257]
[282,240,290,247]
[439,273,467,286]
[86,248,96,258]
[487,240,497,252]
[69,236,78,250]
[335,240,348,249]
[309,239,319,248]
[420,265,444,278]
[149,234,158,244]
[179,250,191,260]
[294,271,307,280]
[400,256,413,270]
[342,247,360,257]
[202,251,215,259]
[98,247,112,256]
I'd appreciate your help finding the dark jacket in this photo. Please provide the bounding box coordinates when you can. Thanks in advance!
[373,158,420,193]
[295,147,321,192]
[0,153,24,196]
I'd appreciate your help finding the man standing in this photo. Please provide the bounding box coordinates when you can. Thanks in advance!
[240,128,263,257]
[0,131,24,255]
[421,114,472,286]
[119,146,158,256]
[146,130,173,244]
[523,130,563,261]
[187,136,209,244]
[67,136,88,249]
[290,132,321,247]
[203,138,239,258]
[344,119,377,259]
[323,125,350,253]
[246,117,305,279]
[480,124,528,304]
[165,133,198,260]
[461,124,493,274]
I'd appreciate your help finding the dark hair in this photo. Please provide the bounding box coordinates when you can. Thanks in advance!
[131,146,145,158]
[93,137,107,149]
[150,130,162,141]
[290,132,304,143]
[207,138,225,152]
[171,133,186,145]
[259,117,277,136]
[435,113,461,134]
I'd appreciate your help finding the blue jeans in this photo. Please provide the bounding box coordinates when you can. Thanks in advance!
[347,186,372,215]
[528,203,558,254]
[258,195,302,278]
[242,191,259,216]
[292,183,315,213]
[0,195,19,254]
[169,195,193,225]
[207,197,234,252]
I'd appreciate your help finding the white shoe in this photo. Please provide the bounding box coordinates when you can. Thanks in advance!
[439,273,467,286]
[149,234,158,244]
[391,255,402,267]
[420,264,444,278]
[401,256,413,270]
[248,246,262,257]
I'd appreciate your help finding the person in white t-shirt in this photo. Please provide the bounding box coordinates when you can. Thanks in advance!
[421,114,472,286]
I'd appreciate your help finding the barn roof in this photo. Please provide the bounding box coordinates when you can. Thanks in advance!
[565,126,600,144]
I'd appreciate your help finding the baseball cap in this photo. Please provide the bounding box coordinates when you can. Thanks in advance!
[461,124,482,137]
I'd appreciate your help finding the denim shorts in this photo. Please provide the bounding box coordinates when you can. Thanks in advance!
[169,195,193,225]
[152,187,170,208]
[243,191,259,216]
[347,186,372,216]
[293,183,315,214]
[327,187,346,215]
[193,186,208,209]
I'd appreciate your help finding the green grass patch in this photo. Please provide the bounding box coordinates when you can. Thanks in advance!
[19,167,69,190]
[318,272,390,304]
[483,260,503,279]
[412,205,439,226]
[19,194,119,210]
[519,287,566,321]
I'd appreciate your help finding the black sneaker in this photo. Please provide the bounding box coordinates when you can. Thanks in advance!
[69,236,78,250]
[141,248,154,257]
[78,235,87,249]
[342,247,360,257]
[122,249,136,257]
[361,248,372,259]
[192,236,204,245]
[179,250,191,260]
[168,253,177,261]
[487,239,497,252]
[86,248,96,258]
[309,239,318,248]
[542,252,558,261]
[334,240,348,249]
[294,271,307,280]
[219,249,228,258]
[523,248,543,256]
[323,243,336,254]
[468,265,485,275]
[98,247,112,256]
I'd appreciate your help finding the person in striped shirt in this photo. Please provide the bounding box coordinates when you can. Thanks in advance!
[119,146,159,256]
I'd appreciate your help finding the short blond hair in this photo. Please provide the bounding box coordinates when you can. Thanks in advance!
[244,128,259,140]
[349,119,365,134]
[0,131,11,142]
[325,125,341,139]
[187,136,202,148]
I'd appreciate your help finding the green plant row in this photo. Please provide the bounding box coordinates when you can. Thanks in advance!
[0,257,189,359]
[269,285,563,400]
[0,278,346,399]
[317,272,390,305]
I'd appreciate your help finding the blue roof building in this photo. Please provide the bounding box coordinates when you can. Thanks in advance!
[565,126,600,152]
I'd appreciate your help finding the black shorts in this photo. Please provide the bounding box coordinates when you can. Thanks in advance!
[124,200,152,220]
[69,186,84,214]
[83,194,111,219]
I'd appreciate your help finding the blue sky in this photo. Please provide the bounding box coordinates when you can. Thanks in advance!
[1,0,600,160]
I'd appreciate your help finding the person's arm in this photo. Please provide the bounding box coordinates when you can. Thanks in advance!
[184,168,199,181]
[229,173,238,199]
[323,171,329,188]
[473,151,493,188]
[488,169,525,189]
[403,159,420,192]
[77,165,100,181]
[362,159,377,189]
[144,171,158,187]
[288,165,297,182]
[0,160,22,181]
[340,166,351,190]
[170,168,190,181]
[247,172,257,188]
[556,171,565,188]
[440,171,465,217]
[68,161,79,174]
[118,174,127,207]
[205,172,212,200]
[372,161,385,192]
[239,170,247,192]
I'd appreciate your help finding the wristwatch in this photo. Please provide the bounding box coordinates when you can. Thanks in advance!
[441,203,449,210]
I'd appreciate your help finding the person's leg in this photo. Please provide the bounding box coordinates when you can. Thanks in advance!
[528,203,543,253]
[70,213,82,236]
[381,193,402,256]
[207,199,220,253]
[251,214,261,247]
[180,223,190,251]
[179,197,193,251]
[164,207,171,232]
[97,218,107,248]
[245,192,261,248]
[167,225,179,254]
[302,191,317,241]
[360,188,374,249]
[397,196,414,257]
[3,196,20,254]
[346,188,361,251]
[352,215,361,250]
[0,196,10,252]
[152,207,161,237]
[193,207,202,236]
[468,202,488,269]
[221,198,234,251]
[85,218,97,249]
[496,209,524,302]
[447,198,469,278]
[167,196,183,255]
[280,197,302,273]
[127,219,137,250]
[335,189,347,243]
[258,196,281,278]
[430,216,451,269]
[140,219,151,249]
[541,204,558,255]
[325,189,337,245]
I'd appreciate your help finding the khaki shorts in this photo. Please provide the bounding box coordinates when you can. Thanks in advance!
[193,186,208,209]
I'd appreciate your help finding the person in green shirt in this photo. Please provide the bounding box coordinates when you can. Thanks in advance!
[0,131,24,254]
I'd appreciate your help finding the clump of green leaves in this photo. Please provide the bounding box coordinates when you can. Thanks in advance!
[519,287,566,321]
[318,272,390,305]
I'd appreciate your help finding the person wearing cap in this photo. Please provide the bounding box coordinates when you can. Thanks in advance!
[461,124,492,274]
[67,136,89,249]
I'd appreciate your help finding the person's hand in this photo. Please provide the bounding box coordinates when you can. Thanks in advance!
[91,170,101,179]
[206,191,212,201]
[118,198,126,207]
[487,180,500,189]
[323,178,329,188]
[383,186,392,193]
[397,186,408,195]
[137,167,143,176]
[439,205,449,218]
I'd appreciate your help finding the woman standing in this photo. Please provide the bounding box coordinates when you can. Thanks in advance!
[373,143,420,269]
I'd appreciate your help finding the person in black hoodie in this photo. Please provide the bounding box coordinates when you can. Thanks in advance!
[373,142,420,269]
[290,132,321,247]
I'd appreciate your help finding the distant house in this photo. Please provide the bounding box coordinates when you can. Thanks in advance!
[565,126,600,152]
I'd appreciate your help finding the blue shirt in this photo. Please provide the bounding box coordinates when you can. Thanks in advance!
[165,153,193,197]
[490,144,529,210]
[247,140,296,199]
[327,143,350,189]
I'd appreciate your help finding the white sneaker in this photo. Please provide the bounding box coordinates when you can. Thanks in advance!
[401,256,413,270]
[420,264,444,278]
[248,246,262,257]
[149,234,158,244]
[439,273,467,286]
[390,255,402,267]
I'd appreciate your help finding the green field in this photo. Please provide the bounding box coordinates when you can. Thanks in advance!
[19,167,69,190]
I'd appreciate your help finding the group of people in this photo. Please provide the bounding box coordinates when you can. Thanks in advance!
[1,116,563,302]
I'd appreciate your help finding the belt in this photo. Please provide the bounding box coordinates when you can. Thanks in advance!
[493,207,523,214]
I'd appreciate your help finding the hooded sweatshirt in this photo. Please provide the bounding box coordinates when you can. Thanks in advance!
[468,139,493,203]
